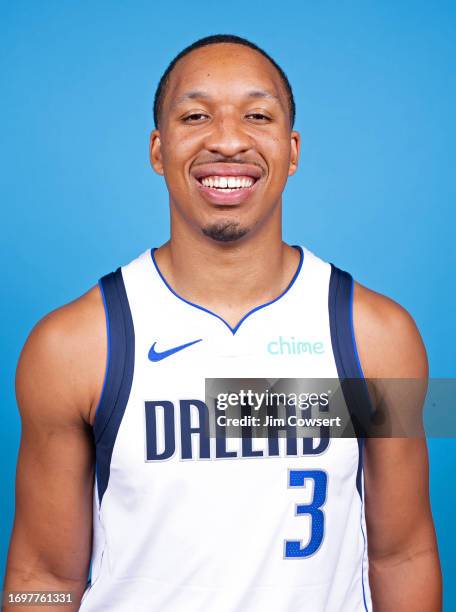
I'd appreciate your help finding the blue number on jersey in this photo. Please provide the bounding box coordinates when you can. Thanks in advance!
[285,469,328,558]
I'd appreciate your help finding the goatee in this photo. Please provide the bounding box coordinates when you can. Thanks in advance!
[202,221,249,243]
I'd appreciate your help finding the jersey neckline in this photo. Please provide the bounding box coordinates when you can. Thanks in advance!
[150,245,304,335]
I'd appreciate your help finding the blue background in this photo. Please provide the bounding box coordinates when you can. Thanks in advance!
[1,0,455,607]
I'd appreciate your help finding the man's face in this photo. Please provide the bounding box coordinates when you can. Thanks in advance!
[150,43,300,243]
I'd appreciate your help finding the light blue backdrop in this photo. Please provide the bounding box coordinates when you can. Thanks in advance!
[1,1,455,608]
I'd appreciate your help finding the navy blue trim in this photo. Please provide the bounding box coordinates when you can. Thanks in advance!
[329,265,367,380]
[328,265,374,494]
[150,245,304,335]
[93,268,135,505]
[93,280,111,419]
[329,264,371,611]
[349,275,368,380]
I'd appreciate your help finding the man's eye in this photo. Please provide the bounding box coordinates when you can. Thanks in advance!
[183,113,208,122]
[246,113,270,121]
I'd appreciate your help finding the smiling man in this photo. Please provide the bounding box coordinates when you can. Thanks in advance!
[3,34,442,611]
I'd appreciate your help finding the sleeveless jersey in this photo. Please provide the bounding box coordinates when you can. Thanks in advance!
[79,245,373,612]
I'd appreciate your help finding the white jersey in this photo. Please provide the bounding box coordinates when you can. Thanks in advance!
[79,245,373,612]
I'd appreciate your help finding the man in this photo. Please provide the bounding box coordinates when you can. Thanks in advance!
[3,34,441,611]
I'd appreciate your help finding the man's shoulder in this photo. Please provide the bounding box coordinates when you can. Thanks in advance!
[353,281,428,379]
[37,284,104,330]
[26,285,105,355]
[16,286,106,426]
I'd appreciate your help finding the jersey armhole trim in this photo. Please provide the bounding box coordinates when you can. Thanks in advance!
[93,280,111,423]
[328,264,374,398]
[92,268,135,505]
[328,264,372,610]
[329,264,367,380]
[349,276,368,381]
[328,264,374,491]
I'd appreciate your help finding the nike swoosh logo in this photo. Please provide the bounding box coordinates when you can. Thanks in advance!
[148,338,202,362]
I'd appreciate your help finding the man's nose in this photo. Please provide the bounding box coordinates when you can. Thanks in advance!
[203,115,253,157]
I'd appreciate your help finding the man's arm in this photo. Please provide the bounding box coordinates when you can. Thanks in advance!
[354,283,442,611]
[3,287,106,611]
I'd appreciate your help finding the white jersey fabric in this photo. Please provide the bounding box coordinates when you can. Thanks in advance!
[79,245,373,612]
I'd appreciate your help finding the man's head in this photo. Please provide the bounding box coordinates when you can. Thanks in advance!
[153,35,296,131]
[149,34,300,243]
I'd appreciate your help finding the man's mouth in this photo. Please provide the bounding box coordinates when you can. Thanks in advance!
[199,175,256,192]
[191,163,263,204]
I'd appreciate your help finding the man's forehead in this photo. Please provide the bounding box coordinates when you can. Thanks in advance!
[172,88,282,107]
[166,44,286,102]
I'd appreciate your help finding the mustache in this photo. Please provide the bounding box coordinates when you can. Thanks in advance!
[192,156,264,169]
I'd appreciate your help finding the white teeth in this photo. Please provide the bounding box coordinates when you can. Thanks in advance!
[200,176,255,190]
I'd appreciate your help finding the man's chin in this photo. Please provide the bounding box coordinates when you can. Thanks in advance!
[202,221,250,243]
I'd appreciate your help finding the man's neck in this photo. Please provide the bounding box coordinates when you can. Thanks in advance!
[153,231,301,330]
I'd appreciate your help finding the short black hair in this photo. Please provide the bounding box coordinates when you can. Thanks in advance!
[153,34,296,129]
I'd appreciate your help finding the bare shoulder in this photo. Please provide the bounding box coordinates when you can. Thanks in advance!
[352,281,428,379]
[16,285,106,427]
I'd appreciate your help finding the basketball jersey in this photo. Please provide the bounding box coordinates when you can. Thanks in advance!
[79,245,373,612]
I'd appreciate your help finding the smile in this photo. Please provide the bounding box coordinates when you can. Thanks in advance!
[199,175,256,192]
[191,163,263,204]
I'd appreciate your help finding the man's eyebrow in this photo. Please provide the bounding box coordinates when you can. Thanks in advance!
[172,90,211,106]
[171,88,281,107]
[245,89,281,102]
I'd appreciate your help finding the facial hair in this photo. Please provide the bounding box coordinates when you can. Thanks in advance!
[202,220,249,243]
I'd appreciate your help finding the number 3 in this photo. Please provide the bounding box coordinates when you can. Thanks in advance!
[285,469,328,558]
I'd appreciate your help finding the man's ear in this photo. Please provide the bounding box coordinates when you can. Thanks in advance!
[150,129,164,175]
[288,130,301,176]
